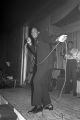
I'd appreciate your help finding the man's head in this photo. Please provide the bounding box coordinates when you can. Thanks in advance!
[67,41,74,50]
[31,27,40,39]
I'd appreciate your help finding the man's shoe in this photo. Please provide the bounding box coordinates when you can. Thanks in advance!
[44,104,53,110]
[28,106,37,113]
[32,106,43,113]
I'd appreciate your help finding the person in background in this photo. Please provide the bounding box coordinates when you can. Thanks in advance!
[64,41,77,96]
[28,29,54,114]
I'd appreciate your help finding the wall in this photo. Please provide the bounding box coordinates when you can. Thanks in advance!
[57,21,80,69]
[61,21,80,49]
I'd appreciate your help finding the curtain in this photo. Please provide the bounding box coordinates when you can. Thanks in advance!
[51,0,80,24]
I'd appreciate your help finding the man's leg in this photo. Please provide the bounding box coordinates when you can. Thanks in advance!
[64,62,71,93]
[30,65,37,106]
[72,69,77,96]
[42,70,51,106]
[41,70,53,110]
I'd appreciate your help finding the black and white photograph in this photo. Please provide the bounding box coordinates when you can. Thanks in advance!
[0,0,80,120]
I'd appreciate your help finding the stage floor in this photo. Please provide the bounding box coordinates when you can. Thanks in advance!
[0,87,80,120]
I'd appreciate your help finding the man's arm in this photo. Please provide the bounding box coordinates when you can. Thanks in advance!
[27,44,36,57]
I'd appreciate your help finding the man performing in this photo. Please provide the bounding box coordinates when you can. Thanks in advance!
[26,27,38,106]
[28,30,53,113]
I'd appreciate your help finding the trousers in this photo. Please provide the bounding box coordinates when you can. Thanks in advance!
[32,68,51,106]
[65,59,77,94]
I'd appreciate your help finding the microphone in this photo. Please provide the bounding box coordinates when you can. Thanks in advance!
[56,34,67,42]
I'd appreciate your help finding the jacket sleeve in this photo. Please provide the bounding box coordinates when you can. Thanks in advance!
[27,44,36,57]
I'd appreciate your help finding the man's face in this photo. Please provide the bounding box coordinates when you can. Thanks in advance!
[68,42,73,50]
[31,28,40,39]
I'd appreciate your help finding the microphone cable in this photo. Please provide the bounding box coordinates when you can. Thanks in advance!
[37,41,60,65]
[36,40,67,101]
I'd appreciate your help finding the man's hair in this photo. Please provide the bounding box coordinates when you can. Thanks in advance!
[68,41,73,44]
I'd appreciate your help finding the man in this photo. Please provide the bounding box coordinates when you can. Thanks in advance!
[26,27,38,106]
[64,41,77,96]
[28,29,53,113]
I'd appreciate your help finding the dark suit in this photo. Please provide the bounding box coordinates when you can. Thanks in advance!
[30,56,37,106]
[32,41,53,106]
[27,42,37,106]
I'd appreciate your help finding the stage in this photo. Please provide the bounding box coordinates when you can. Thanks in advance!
[0,87,80,120]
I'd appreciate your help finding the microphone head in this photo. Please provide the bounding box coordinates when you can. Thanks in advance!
[56,35,67,42]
